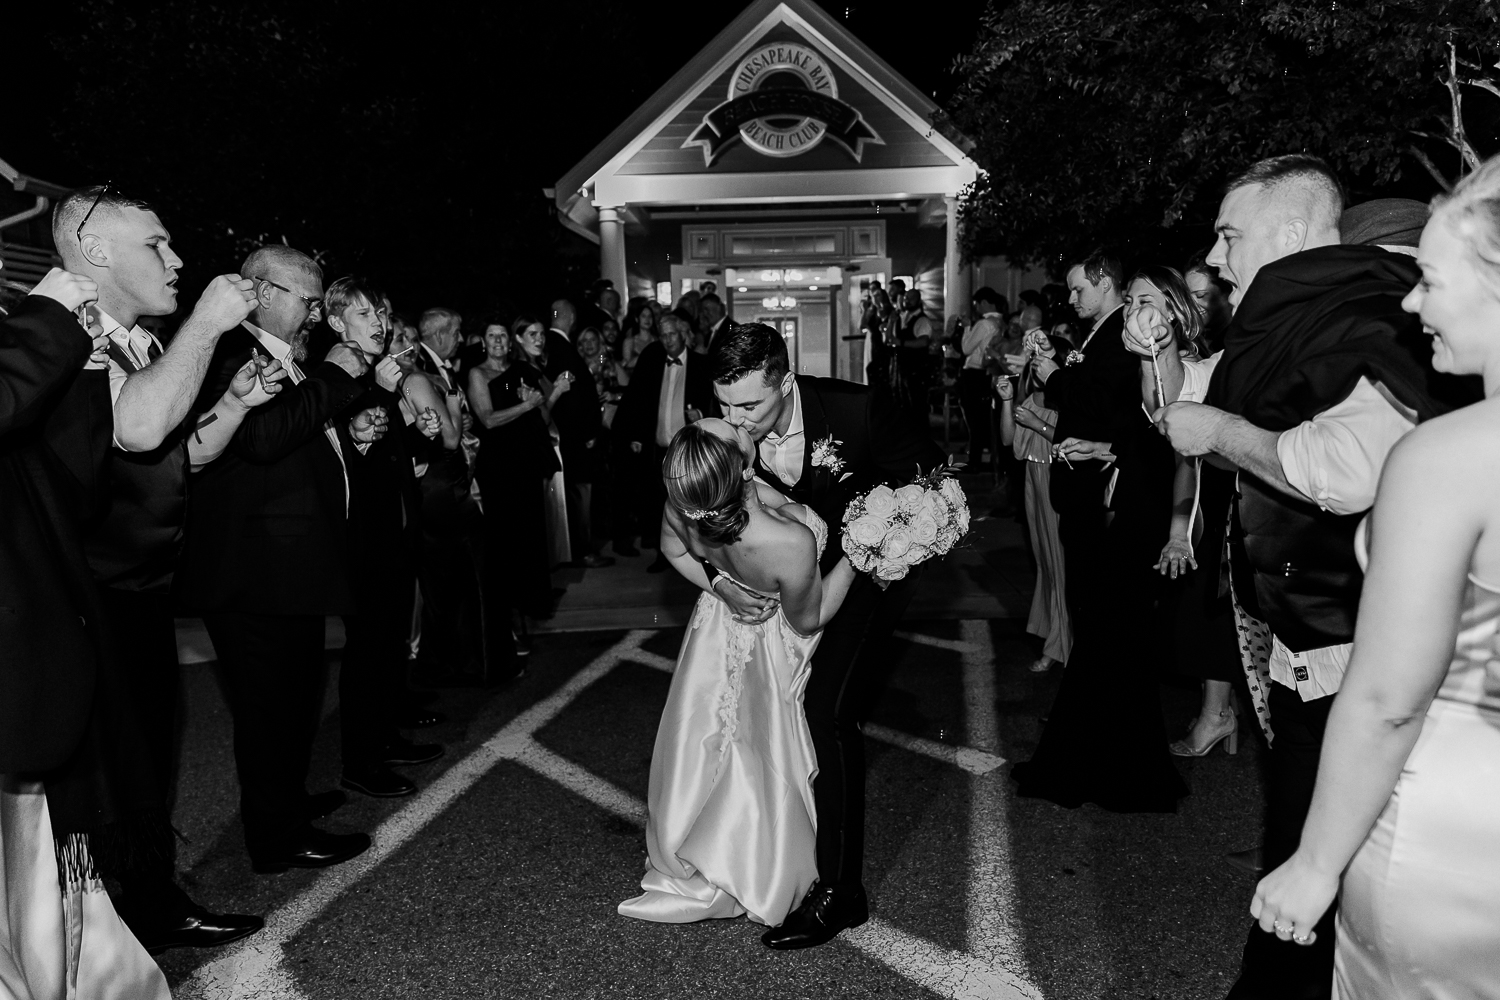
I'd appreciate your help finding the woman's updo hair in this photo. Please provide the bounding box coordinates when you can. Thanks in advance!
[663,422,749,545]
[1433,155,1500,295]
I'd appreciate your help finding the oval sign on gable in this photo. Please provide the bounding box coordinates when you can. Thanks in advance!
[685,40,882,166]
[730,42,837,157]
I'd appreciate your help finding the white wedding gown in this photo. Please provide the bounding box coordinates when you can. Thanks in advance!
[619,504,827,927]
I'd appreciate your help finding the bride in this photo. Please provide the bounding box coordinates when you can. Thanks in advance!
[619,418,855,926]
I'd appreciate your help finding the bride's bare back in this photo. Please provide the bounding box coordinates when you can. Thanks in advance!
[665,481,820,600]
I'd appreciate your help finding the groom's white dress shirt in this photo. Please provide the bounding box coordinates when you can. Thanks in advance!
[244,322,350,512]
[759,381,805,488]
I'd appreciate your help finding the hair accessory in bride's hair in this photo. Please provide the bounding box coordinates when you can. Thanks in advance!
[681,506,715,521]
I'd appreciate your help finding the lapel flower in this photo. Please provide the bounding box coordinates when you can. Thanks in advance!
[1064,349,1086,367]
[811,435,853,482]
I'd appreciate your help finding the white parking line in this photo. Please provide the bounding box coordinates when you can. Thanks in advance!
[177,623,1042,1000]
[863,723,1006,775]
[177,630,652,1000]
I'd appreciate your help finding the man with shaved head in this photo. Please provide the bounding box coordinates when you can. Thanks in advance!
[52,185,287,953]
[1137,155,1472,999]
[177,244,380,876]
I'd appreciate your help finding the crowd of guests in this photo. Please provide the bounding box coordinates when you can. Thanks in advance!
[0,184,762,990]
[6,145,1500,997]
[971,152,1498,999]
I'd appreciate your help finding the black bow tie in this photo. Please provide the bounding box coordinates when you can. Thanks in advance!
[665,356,682,367]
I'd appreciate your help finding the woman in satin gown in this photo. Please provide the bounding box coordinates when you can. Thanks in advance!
[1253,162,1500,997]
[619,419,855,927]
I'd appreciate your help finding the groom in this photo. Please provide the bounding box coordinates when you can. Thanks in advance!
[710,323,944,949]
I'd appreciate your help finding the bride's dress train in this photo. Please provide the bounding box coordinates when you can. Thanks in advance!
[619,509,827,927]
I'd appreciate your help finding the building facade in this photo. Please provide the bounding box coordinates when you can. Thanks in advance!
[552,0,1040,383]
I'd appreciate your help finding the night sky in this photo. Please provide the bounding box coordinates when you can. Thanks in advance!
[8,0,989,322]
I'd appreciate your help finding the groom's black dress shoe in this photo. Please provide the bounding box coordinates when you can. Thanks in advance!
[132,905,264,955]
[250,828,371,874]
[761,883,869,950]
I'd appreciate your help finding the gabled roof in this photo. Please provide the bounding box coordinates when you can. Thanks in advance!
[553,0,978,243]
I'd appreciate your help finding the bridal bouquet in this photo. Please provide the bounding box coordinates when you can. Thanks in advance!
[841,462,970,587]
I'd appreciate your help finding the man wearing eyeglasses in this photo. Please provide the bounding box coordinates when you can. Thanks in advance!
[177,244,381,879]
[52,185,287,956]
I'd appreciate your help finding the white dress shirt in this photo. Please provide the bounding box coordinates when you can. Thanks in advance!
[759,381,805,487]
[962,312,1002,369]
[244,322,350,512]
[1181,351,1418,700]
[99,309,164,449]
[655,350,688,447]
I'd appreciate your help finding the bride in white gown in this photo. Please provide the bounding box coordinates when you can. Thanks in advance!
[619,418,855,927]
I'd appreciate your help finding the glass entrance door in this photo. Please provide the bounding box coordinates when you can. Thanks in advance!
[726,266,839,377]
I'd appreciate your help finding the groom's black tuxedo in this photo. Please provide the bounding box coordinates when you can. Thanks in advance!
[753,375,943,573]
[754,375,944,890]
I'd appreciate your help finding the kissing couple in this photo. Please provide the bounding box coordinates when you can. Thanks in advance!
[618,322,943,949]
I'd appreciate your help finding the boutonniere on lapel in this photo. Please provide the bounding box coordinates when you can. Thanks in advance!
[1064,349,1086,367]
[811,436,853,482]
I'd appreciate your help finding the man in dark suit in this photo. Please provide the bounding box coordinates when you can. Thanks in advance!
[177,245,380,873]
[615,313,717,570]
[1,269,112,795]
[1031,249,1137,627]
[699,293,729,353]
[546,297,612,568]
[54,185,273,952]
[709,323,945,950]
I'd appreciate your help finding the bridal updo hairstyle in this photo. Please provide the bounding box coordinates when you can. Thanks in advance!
[663,423,750,545]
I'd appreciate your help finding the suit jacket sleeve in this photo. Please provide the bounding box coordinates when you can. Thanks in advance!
[197,341,364,463]
[0,296,92,437]
[1042,314,1138,442]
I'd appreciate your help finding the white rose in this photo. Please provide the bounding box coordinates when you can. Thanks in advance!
[940,478,965,505]
[863,484,898,519]
[876,558,910,582]
[895,483,925,514]
[921,491,945,518]
[846,514,887,550]
[906,542,930,563]
[911,510,939,546]
[882,526,913,560]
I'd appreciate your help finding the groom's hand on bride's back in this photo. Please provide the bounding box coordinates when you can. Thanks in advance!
[716,577,779,624]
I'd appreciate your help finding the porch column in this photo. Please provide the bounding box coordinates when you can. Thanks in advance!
[942,194,970,328]
[597,205,628,301]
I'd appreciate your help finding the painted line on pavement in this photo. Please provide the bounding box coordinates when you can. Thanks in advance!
[894,630,981,654]
[846,916,1040,1000]
[960,620,1030,977]
[863,723,1006,775]
[176,630,652,1000]
[513,738,647,825]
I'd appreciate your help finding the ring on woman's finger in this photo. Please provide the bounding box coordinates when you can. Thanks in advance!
[1292,931,1314,946]
[1272,920,1291,935]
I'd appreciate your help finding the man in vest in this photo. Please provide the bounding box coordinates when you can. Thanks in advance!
[1147,156,1472,999]
[54,186,290,954]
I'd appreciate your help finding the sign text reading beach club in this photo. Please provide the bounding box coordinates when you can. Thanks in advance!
[686,41,881,165]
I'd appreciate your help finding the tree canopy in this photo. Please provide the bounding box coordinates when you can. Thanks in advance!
[945,0,1500,273]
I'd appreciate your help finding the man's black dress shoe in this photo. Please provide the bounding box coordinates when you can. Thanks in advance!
[1225,845,1266,876]
[761,883,868,950]
[397,708,446,728]
[250,828,371,874]
[342,764,417,798]
[382,739,444,766]
[304,789,347,820]
[132,905,264,955]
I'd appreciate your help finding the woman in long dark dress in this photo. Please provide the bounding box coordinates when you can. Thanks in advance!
[466,317,563,620]
[1009,266,1197,812]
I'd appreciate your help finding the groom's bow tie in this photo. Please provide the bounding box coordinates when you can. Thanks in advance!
[664,356,682,367]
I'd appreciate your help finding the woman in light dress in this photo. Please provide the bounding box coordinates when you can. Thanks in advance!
[1254,156,1500,997]
[619,419,855,926]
